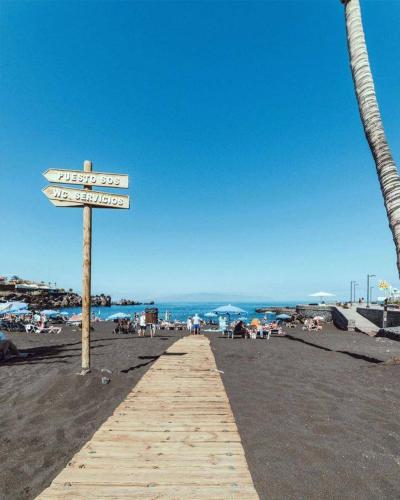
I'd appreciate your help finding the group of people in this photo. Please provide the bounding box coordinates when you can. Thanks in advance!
[0,310,62,334]
[113,312,156,337]
[112,318,135,335]
[228,318,283,339]
[183,314,286,338]
[302,318,323,332]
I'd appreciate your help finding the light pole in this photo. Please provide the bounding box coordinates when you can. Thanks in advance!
[366,274,376,308]
[350,280,355,303]
[353,282,358,304]
[369,285,374,304]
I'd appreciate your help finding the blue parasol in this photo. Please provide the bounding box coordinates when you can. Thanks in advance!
[106,312,130,320]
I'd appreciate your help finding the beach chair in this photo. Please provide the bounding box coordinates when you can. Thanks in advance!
[34,325,62,334]
[263,327,271,340]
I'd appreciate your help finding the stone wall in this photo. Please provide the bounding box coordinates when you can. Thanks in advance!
[295,305,333,322]
[331,308,356,331]
[357,307,400,328]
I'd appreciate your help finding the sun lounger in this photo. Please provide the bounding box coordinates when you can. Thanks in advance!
[25,324,61,334]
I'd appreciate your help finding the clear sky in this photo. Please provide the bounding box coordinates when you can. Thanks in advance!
[1,0,400,301]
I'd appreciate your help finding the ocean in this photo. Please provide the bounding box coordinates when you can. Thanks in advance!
[62,301,304,321]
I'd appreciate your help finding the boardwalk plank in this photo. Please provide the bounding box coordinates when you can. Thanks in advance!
[37,336,259,499]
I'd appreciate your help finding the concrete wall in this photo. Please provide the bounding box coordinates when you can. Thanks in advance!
[357,307,400,328]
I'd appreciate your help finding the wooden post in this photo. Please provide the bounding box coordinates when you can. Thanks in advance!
[81,160,92,374]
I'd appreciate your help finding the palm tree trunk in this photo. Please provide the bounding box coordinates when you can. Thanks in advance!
[341,0,400,277]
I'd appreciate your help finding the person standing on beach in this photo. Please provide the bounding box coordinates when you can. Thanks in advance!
[139,312,146,336]
[219,316,227,335]
[33,312,40,324]
[186,317,192,333]
[192,314,201,335]
[149,321,156,338]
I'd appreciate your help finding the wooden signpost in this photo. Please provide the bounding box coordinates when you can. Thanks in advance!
[43,161,130,374]
[43,169,129,188]
[42,185,129,208]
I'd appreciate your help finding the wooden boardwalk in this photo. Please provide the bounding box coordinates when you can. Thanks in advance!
[37,335,259,499]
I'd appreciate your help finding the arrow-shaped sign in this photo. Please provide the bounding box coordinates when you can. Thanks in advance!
[43,169,129,188]
[43,185,130,209]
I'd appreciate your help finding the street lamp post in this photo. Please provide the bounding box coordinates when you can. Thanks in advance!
[366,274,376,308]
[350,280,355,303]
[353,282,358,304]
[369,285,374,304]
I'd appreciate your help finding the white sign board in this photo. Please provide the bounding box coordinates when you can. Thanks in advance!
[43,185,130,209]
[43,169,129,188]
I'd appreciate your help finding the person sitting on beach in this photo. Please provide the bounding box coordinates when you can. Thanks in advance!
[233,320,248,339]
[0,331,28,360]
[126,319,134,334]
[113,319,122,335]
[312,318,322,332]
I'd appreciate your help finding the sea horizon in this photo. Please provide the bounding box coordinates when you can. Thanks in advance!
[61,299,320,321]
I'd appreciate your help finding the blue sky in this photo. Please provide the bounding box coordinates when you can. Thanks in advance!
[1,0,400,301]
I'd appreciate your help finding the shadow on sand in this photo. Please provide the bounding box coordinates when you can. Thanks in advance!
[120,351,187,373]
[285,334,382,364]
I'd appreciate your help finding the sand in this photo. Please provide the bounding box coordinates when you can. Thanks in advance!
[208,326,400,500]
[0,323,185,500]
[2,323,400,499]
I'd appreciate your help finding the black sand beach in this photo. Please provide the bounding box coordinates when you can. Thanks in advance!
[2,323,400,499]
[209,326,400,500]
[0,323,185,500]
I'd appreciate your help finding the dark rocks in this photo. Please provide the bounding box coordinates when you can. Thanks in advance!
[377,326,400,341]
[92,295,112,307]
[0,291,112,309]
[113,299,155,306]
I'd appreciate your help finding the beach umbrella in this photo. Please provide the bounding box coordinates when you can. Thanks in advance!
[276,313,291,320]
[0,308,30,316]
[0,301,27,313]
[106,312,130,320]
[69,313,82,322]
[1,305,30,315]
[213,305,247,326]
[41,309,61,316]
[11,309,30,316]
[205,312,217,318]
[309,292,335,303]
[213,304,247,315]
